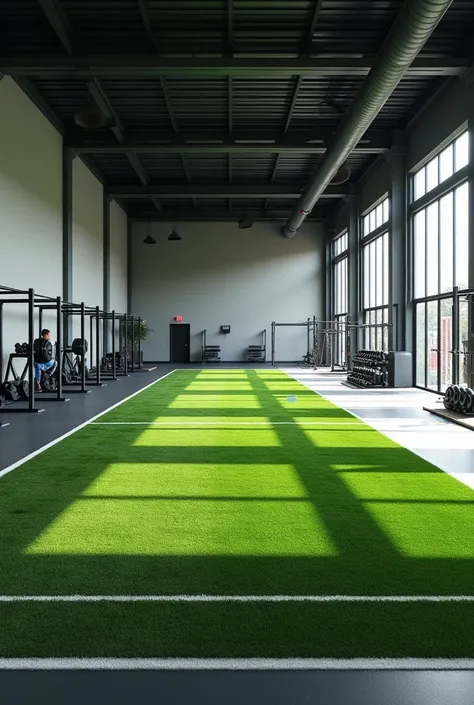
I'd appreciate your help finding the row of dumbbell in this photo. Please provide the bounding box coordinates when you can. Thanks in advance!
[443,385,474,414]
[349,369,386,384]
[354,350,387,363]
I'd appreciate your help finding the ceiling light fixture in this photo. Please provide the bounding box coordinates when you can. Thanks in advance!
[238,214,253,229]
[74,73,107,129]
[167,225,182,241]
[143,221,156,244]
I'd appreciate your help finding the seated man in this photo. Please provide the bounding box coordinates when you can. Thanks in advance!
[34,329,57,393]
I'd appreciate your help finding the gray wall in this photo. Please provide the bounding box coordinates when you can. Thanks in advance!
[0,77,129,376]
[131,221,325,362]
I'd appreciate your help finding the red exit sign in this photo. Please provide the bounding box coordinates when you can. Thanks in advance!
[175,316,183,322]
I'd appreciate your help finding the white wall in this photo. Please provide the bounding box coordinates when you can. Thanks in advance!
[109,200,128,314]
[0,77,62,373]
[131,221,325,362]
[72,157,104,309]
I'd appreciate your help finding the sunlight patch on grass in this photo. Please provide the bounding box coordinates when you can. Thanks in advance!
[340,472,474,501]
[83,463,307,498]
[25,499,336,556]
[365,503,474,558]
[133,428,281,447]
[185,382,253,391]
[302,428,396,448]
[169,394,262,409]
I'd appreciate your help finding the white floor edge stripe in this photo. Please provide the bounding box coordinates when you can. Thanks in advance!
[0,658,473,670]
[0,369,177,480]
[90,421,365,426]
[1,595,473,603]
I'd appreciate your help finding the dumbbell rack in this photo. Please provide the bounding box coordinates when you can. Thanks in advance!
[443,385,474,414]
[247,345,265,363]
[347,349,388,388]
[203,345,221,363]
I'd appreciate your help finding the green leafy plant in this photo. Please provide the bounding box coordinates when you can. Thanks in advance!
[122,319,153,350]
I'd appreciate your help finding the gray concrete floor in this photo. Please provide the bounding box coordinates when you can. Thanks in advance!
[1,363,473,703]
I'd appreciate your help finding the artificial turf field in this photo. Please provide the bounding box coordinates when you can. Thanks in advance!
[0,368,473,662]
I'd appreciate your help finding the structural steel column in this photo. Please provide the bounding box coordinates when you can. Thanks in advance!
[62,148,74,342]
[347,190,359,355]
[103,193,111,352]
[127,218,132,314]
[387,142,407,351]
[467,107,474,387]
[325,222,335,323]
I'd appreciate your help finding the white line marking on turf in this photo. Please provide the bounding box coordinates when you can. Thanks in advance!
[0,658,473,671]
[1,594,473,603]
[0,369,178,481]
[90,421,365,426]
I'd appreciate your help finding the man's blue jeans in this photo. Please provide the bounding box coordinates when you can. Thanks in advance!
[34,360,56,382]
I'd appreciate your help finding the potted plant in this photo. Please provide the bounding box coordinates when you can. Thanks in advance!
[123,318,153,366]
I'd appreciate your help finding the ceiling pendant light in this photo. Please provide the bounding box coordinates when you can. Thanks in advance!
[238,214,253,229]
[168,224,182,241]
[74,72,107,129]
[143,221,156,244]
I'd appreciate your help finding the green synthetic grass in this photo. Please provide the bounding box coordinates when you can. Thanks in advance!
[0,368,473,658]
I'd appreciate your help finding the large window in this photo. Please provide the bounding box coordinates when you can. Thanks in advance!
[412,130,470,391]
[332,231,348,367]
[361,198,390,351]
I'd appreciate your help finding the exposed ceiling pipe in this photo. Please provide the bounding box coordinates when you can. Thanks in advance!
[282,0,455,238]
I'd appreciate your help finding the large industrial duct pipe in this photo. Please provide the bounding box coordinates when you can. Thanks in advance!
[282,0,454,237]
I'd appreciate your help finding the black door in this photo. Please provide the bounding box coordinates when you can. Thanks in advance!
[170,323,190,363]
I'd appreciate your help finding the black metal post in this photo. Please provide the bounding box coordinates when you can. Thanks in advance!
[137,317,142,369]
[96,306,101,385]
[81,302,87,392]
[452,286,460,385]
[124,314,128,376]
[0,302,3,385]
[38,307,43,336]
[56,296,63,400]
[130,315,135,373]
[28,288,35,412]
[112,311,117,379]
[271,322,275,366]
[90,314,93,374]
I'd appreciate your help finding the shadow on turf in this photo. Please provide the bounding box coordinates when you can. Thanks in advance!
[0,368,473,599]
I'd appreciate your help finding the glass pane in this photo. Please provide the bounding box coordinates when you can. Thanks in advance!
[414,210,426,299]
[439,144,454,182]
[427,300,438,390]
[375,204,383,228]
[455,182,469,289]
[363,215,369,237]
[364,246,370,308]
[439,191,454,294]
[369,209,376,233]
[454,131,469,171]
[413,168,426,201]
[382,198,389,223]
[439,297,453,392]
[370,241,376,308]
[383,232,389,306]
[426,156,439,192]
[375,237,382,307]
[416,303,426,387]
[426,202,439,296]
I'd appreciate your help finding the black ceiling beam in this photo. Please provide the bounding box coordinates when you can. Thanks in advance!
[130,209,328,223]
[36,0,75,56]
[228,77,233,134]
[227,0,234,54]
[68,131,390,154]
[138,0,159,52]
[284,76,303,134]
[1,56,467,77]
[160,77,179,134]
[305,0,325,54]
[106,184,348,198]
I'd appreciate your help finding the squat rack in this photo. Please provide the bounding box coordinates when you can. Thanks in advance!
[270,317,393,369]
